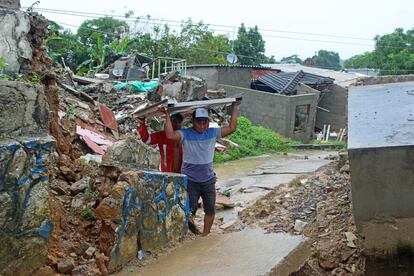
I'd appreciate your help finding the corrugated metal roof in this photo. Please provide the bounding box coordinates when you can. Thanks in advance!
[262,63,363,87]
[187,64,276,70]
[252,71,334,95]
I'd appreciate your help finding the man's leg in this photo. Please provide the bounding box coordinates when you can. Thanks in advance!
[187,180,201,235]
[202,214,215,237]
[200,179,216,236]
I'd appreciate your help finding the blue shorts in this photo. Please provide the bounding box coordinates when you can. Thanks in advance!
[187,177,216,216]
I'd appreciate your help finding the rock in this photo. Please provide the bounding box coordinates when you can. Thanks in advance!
[101,138,159,171]
[101,166,121,181]
[339,163,350,173]
[33,265,55,276]
[0,193,13,228]
[95,197,121,220]
[111,181,129,199]
[71,264,94,276]
[6,147,27,181]
[331,267,348,275]
[57,257,75,274]
[59,166,77,182]
[294,219,308,233]
[50,179,70,195]
[216,194,235,208]
[0,11,32,72]
[318,254,338,270]
[95,252,109,275]
[80,154,102,165]
[70,177,90,195]
[71,195,87,209]
[220,219,237,230]
[344,232,357,248]
[84,246,96,259]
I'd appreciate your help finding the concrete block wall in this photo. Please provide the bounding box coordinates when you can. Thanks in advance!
[349,146,414,255]
[217,67,251,89]
[220,84,317,142]
[315,84,348,131]
[186,67,219,90]
[186,66,252,90]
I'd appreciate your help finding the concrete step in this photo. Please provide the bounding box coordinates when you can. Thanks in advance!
[121,228,310,276]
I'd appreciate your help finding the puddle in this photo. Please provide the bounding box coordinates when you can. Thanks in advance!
[214,154,274,181]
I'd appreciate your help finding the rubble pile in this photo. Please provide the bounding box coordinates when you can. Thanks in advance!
[240,152,365,275]
[0,5,236,275]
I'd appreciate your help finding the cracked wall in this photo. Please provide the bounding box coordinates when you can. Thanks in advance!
[0,8,32,72]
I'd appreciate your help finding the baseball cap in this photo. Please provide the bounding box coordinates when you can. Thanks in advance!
[194,108,209,119]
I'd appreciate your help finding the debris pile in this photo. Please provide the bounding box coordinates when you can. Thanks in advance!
[240,152,365,275]
[31,47,239,275]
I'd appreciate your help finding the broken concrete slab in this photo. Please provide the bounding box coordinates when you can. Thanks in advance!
[122,228,310,276]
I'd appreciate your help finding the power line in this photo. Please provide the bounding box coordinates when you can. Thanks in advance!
[24,6,375,41]
[25,7,379,48]
[30,8,414,54]
[46,22,414,72]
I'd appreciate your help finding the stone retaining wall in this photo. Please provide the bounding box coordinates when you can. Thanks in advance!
[0,135,55,275]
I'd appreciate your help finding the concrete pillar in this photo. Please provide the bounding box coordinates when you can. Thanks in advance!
[348,81,414,255]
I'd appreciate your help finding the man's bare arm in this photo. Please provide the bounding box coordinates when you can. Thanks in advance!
[161,108,182,141]
[221,101,241,138]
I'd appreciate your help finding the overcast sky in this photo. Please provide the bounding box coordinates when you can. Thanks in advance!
[21,0,414,60]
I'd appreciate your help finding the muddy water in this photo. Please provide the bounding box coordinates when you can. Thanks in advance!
[214,154,273,180]
[214,150,336,223]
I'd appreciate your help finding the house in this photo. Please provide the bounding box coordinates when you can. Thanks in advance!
[262,63,367,132]
[186,64,280,90]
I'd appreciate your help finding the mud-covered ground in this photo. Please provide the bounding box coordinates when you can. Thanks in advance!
[239,153,365,275]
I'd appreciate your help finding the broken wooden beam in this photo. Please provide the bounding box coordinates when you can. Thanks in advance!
[58,81,96,105]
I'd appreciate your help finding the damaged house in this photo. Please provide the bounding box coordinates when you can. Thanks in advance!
[264,63,369,135]
[188,63,358,142]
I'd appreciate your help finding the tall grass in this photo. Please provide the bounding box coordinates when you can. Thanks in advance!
[214,116,292,163]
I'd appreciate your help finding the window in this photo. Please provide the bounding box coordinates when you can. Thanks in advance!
[294,104,310,132]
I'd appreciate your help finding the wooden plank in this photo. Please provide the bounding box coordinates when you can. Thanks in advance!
[325,124,331,142]
[72,75,104,85]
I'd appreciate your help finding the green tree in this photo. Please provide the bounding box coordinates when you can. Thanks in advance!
[45,22,88,70]
[373,28,414,75]
[280,54,302,64]
[344,28,414,75]
[343,52,377,68]
[233,24,269,65]
[77,17,129,46]
[311,50,341,70]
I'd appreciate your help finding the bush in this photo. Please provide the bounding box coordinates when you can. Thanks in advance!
[214,116,293,163]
